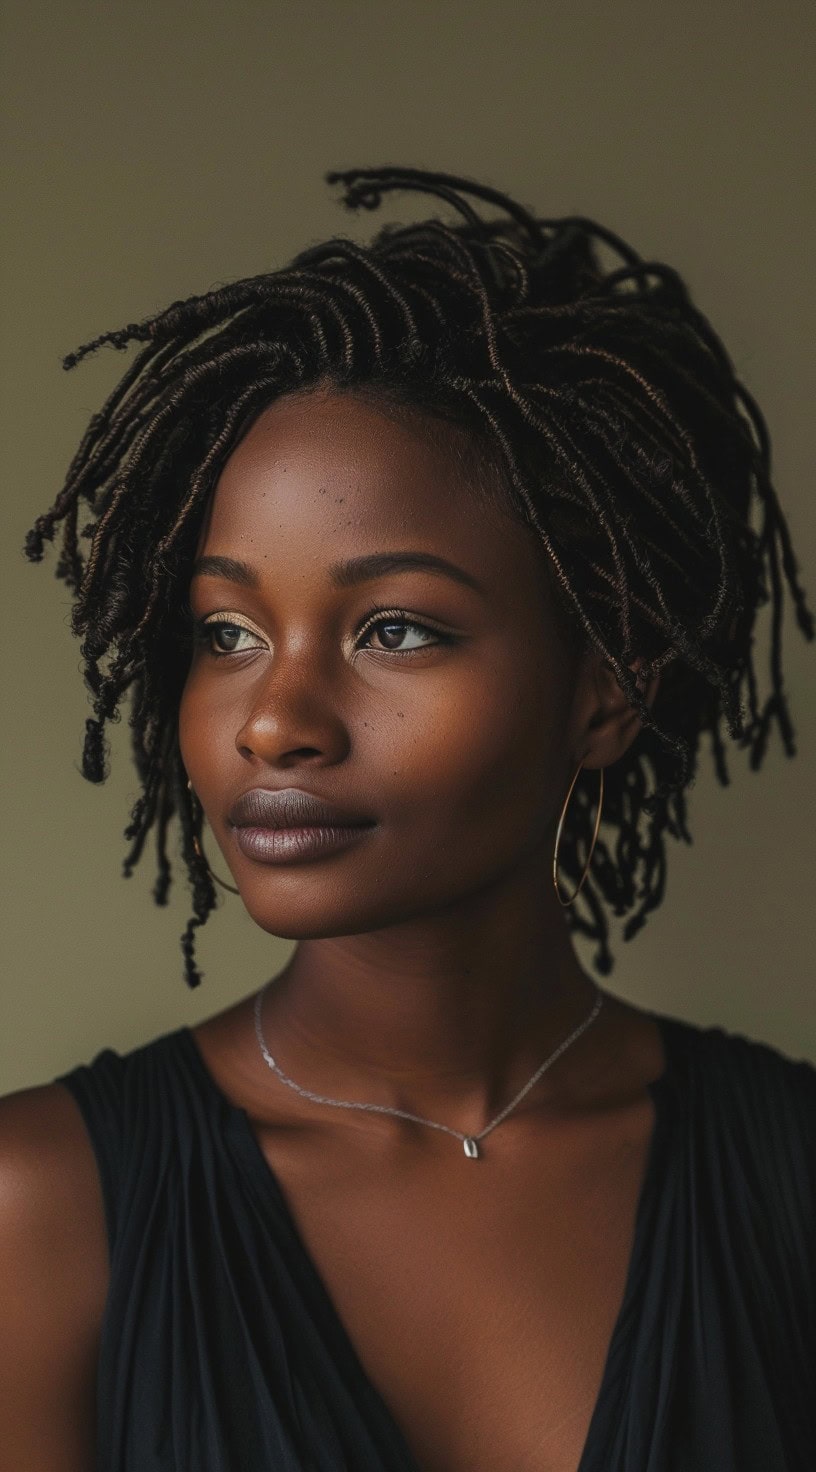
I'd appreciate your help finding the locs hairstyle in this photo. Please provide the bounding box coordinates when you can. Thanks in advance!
[24,165,814,988]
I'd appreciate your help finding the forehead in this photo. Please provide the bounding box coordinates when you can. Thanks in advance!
[199,387,547,591]
[212,389,494,521]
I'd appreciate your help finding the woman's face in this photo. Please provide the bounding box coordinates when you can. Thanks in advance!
[179,385,594,940]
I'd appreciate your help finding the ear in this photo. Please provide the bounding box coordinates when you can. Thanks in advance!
[567,650,660,773]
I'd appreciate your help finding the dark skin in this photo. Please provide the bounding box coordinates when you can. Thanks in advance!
[179,385,666,1472]
[0,384,667,1470]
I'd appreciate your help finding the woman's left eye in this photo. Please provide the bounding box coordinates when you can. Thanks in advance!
[357,614,448,655]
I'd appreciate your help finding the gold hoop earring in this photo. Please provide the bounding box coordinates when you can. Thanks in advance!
[552,762,604,907]
[186,778,240,895]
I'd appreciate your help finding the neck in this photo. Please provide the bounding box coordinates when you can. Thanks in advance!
[255,850,601,1130]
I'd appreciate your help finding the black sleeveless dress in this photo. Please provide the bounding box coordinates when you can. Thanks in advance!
[54,1009,815,1471]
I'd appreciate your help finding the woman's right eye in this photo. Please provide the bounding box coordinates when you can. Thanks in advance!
[193,618,266,655]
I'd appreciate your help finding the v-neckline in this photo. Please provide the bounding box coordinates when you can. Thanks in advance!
[175,1009,684,1472]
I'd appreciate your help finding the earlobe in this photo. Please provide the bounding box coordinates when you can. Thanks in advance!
[578,653,660,771]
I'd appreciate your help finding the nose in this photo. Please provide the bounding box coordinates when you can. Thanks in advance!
[233,643,351,769]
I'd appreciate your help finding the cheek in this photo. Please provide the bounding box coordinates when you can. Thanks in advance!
[177,666,234,786]
[176,675,194,768]
[390,649,573,846]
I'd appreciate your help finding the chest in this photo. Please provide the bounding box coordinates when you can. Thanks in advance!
[252,1095,657,1472]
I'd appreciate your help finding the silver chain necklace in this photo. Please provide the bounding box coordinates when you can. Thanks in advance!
[252,977,605,1159]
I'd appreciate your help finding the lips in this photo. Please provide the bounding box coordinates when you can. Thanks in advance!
[228,787,375,831]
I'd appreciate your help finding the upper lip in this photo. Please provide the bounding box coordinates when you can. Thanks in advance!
[228,787,375,830]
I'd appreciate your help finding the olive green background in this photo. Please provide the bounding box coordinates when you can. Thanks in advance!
[2,0,814,1091]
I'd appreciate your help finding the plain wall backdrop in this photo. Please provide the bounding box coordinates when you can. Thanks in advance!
[2,0,814,1090]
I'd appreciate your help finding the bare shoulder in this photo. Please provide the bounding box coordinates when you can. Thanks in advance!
[0,1078,108,1469]
[0,1073,110,1247]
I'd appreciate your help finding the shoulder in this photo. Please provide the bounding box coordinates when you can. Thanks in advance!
[664,1011,816,1116]
[0,1078,109,1460]
[662,1009,816,1141]
[665,1015,816,1354]
[0,1075,110,1311]
[661,1012,816,1259]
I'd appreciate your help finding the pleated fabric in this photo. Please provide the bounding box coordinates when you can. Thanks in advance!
[54,1008,816,1471]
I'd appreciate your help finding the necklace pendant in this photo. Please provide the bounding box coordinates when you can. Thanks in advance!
[463,1136,480,1159]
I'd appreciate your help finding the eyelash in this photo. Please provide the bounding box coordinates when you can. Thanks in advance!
[191,608,452,659]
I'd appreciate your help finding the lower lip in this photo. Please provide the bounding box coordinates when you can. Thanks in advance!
[231,823,376,864]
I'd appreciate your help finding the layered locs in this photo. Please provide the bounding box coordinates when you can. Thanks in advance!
[24,165,814,987]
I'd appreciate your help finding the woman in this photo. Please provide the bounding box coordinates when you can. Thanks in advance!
[3,165,814,1470]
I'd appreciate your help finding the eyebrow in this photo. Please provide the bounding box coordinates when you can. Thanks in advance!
[190,550,484,595]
